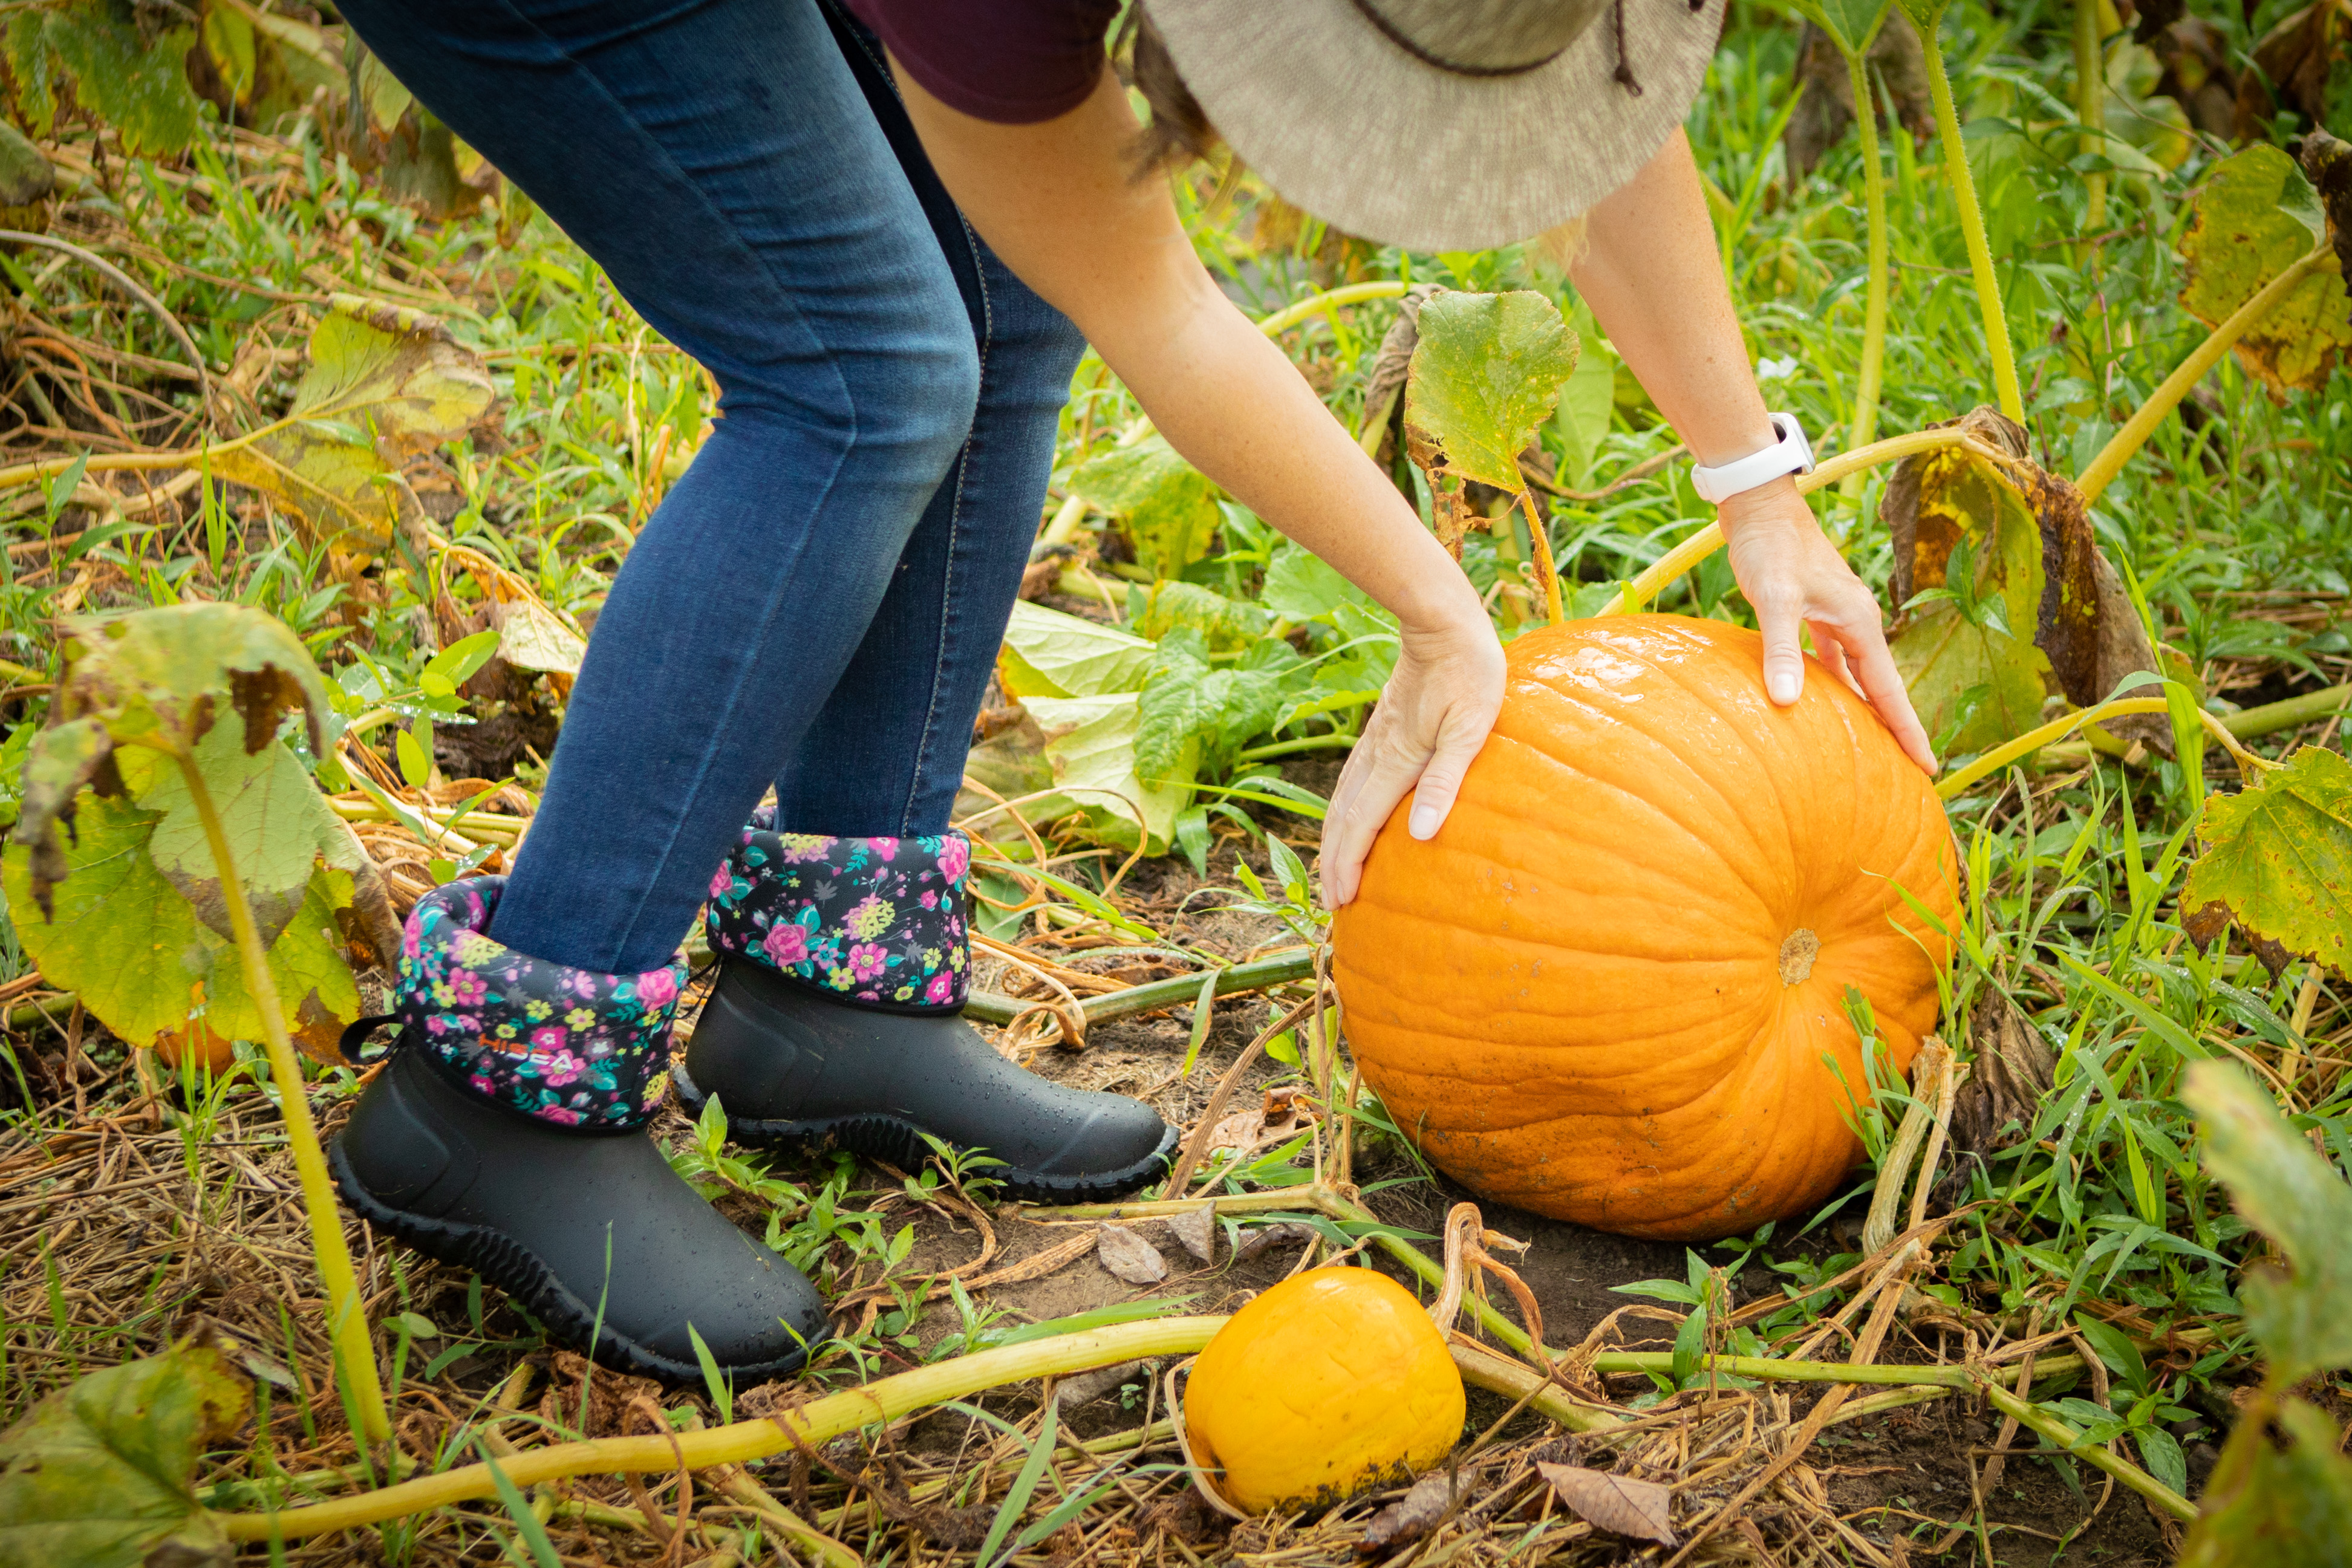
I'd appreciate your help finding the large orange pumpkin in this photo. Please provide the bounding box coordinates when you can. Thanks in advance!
[1332,615,1957,1241]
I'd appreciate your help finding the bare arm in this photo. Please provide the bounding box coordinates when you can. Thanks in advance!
[896,66,1502,903]
[1575,132,1936,773]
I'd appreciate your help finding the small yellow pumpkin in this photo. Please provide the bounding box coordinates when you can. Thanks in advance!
[1184,1268,1463,1514]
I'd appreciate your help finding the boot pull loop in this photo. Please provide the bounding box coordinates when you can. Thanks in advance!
[340,1012,402,1067]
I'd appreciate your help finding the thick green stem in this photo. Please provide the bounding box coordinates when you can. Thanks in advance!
[1979,1382,2197,1521]
[2076,246,2336,504]
[1919,21,2025,422]
[1596,426,1998,617]
[1846,47,1891,465]
[1233,734,1358,764]
[218,1317,1228,1540]
[1933,693,2267,799]
[174,747,388,1445]
[964,947,1316,1029]
[2073,0,2108,259]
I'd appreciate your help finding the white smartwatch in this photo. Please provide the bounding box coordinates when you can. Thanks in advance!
[1689,412,1816,504]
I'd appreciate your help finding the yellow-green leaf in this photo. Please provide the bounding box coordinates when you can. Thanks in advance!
[140,721,364,948]
[1021,692,1192,854]
[213,295,493,553]
[11,603,332,915]
[200,0,256,105]
[1067,436,1222,579]
[0,1332,250,1568]
[997,600,1155,700]
[2179,145,2352,398]
[1,789,362,1058]
[1404,290,1579,491]
[2182,745,2352,979]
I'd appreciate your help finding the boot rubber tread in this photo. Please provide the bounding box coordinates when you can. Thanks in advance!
[669,1061,1178,1203]
[330,1136,818,1385]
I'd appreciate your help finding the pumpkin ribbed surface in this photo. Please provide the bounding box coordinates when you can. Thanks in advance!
[1332,615,1957,1241]
[1185,1269,1463,1514]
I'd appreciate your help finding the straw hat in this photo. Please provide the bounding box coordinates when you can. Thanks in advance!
[1143,0,1724,253]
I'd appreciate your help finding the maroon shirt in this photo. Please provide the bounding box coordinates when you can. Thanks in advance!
[844,0,1121,124]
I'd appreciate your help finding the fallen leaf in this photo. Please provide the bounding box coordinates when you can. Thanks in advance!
[1234,1222,1317,1266]
[1165,1205,1216,1264]
[1537,1462,1676,1545]
[1358,1472,1452,1555]
[1096,1224,1169,1286]
[1204,1107,1265,1154]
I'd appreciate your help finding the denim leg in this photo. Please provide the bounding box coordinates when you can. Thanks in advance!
[336,0,983,975]
[771,11,1090,838]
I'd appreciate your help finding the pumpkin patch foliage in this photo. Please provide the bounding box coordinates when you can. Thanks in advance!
[0,0,2348,1563]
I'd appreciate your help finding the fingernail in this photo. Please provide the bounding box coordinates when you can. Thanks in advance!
[1768,670,1799,704]
[1409,804,1443,840]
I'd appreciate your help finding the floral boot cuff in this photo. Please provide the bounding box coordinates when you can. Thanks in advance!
[394,877,687,1131]
[707,807,971,1011]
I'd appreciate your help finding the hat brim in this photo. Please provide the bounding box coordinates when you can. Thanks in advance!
[1144,0,1724,253]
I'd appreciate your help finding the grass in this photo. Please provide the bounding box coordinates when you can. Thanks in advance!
[0,0,2345,1561]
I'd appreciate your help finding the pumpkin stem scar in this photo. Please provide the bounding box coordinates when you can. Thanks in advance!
[1778,929,1820,985]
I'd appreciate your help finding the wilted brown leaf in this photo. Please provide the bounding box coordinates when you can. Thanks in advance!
[1784,13,1929,180]
[1096,1224,1168,1286]
[1358,1472,1452,1555]
[1537,1462,1676,1545]
[1935,989,2058,1208]
[2299,128,2352,317]
[1165,1205,1216,1264]
[1888,408,2169,752]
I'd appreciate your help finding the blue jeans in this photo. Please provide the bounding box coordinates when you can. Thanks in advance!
[337,0,1087,976]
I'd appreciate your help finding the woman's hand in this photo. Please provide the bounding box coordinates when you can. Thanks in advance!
[1319,610,1507,909]
[1718,477,1937,775]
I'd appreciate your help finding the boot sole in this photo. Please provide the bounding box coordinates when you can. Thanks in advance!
[329,1136,821,1385]
[671,1064,1179,1204]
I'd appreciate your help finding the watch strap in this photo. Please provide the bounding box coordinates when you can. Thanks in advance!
[1690,412,1816,504]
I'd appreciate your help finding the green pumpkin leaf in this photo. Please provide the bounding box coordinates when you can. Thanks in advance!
[1067,435,1222,579]
[1020,692,1193,854]
[17,2,203,159]
[2178,145,2352,398]
[0,603,362,1058]
[1129,580,1272,651]
[1135,628,1292,778]
[10,603,333,914]
[1404,290,1579,491]
[1,786,363,1059]
[141,720,365,948]
[213,294,494,555]
[2182,1062,2352,1387]
[1258,543,1369,623]
[2177,1396,2352,1567]
[0,1331,252,1568]
[1550,301,1618,490]
[996,600,1155,700]
[2181,744,2352,980]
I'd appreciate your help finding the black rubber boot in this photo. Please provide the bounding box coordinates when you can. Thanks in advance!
[676,958,1178,1202]
[332,1048,830,1382]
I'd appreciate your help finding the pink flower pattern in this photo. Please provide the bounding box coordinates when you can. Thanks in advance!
[394,877,687,1129]
[707,805,971,1010]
